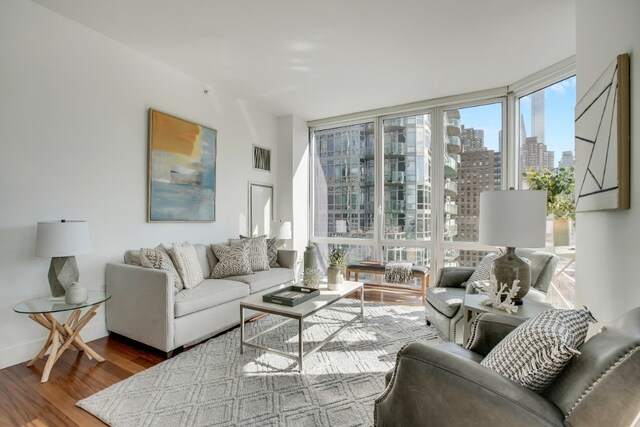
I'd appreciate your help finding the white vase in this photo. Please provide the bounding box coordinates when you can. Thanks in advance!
[65,281,88,304]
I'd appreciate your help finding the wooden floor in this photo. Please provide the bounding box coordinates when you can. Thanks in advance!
[0,288,422,426]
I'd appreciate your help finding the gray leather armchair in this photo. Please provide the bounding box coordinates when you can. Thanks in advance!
[375,307,640,427]
[425,249,558,342]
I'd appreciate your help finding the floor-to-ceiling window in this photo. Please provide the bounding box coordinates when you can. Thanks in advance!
[517,75,577,308]
[309,60,576,299]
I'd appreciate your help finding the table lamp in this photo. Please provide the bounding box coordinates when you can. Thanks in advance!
[35,220,91,298]
[479,190,546,304]
[270,220,292,248]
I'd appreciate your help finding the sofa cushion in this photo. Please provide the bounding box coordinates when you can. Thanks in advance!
[211,240,253,278]
[193,243,213,278]
[226,268,295,294]
[267,237,281,268]
[140,246,184,293]
[481,308,596,392]
[165,242,204,289]
[174,279,250,318]
[426,287,465,318]
[124,250,142,266]
[230,236,270,272]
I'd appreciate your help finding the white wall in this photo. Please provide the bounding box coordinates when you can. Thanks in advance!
[0,0,278,368]
[575,0,640,325]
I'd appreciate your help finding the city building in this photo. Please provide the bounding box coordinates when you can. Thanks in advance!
[521,135,555,172]
[558,150,575,168]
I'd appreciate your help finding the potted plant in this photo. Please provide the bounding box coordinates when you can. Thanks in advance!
[522,166,575,246]
[327,246,349,289]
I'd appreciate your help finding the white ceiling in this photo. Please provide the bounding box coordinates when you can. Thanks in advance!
[30,0,575,121]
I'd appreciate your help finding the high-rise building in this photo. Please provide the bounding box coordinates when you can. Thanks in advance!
[460,126,485,151]
[531,90,545,145]
[453,125,497,266]
[558,150,575,168]
[521,135,554,171]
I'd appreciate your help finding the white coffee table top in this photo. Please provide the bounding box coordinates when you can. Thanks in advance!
[240,281,363,318]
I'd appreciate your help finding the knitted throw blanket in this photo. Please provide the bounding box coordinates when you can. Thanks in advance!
[384,262,413,285]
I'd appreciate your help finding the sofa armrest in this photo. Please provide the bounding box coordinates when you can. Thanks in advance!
[277,250,297,269]
[105,263,175,353]
[374,343,563,427]
[465,313,526,356]
[435,267,475,288]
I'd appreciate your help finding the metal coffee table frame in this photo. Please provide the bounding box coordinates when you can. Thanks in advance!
[239,281,364,372]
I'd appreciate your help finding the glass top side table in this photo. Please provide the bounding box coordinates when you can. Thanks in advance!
[13,291,111,383]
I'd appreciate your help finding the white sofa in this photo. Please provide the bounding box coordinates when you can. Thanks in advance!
[105,243,297,356]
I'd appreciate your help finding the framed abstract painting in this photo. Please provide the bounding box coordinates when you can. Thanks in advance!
[575,53,630,212]
[148,109,217,222]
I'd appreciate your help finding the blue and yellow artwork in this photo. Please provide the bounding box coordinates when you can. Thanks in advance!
[148,109,216,221]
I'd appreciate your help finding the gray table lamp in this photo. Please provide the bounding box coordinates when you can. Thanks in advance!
[479,190,546,304]
[35,220,91,297]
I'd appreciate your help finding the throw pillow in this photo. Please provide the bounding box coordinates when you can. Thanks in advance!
[165,242,204,289]
[240,235,280,268]
[266,237,281,268]
[139,246,184,293]
[211,240,253,278]
[230,235,270,272]
[466,252,500,284]
[480,308,596,392]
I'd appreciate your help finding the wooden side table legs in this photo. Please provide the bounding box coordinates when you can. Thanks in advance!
[27,305,106,383]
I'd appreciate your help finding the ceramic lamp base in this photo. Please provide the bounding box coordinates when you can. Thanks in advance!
[492,247,531,304]
[48,256,79,297]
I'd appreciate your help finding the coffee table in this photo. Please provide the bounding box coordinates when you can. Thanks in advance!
[239,280,364,372]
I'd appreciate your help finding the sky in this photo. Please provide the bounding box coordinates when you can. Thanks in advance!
[457,76,576,167]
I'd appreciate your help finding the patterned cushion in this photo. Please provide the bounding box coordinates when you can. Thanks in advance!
[211,240,253,279]
[230,236,270,272]
[139,246,184,293]
[480,308,596,392]
[267,237,280,268]
[165,242,204,289]
[466,252,499,284]
[240,235,280,268]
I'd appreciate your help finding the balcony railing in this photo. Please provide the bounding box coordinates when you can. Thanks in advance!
[444,155,458,178]
[444,179,458,196]
[444,201,458,215]
[447,136,461,154]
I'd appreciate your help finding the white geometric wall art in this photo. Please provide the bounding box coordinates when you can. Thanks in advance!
[575,53,630,212]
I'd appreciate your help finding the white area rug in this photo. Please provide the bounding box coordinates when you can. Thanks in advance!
[78,301,443,426]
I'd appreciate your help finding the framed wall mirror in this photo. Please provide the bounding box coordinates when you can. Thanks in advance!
[249,182,274,237]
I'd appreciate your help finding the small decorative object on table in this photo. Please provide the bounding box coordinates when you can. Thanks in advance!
[303,267,322,289]
[327,246,349,290]
[476,274,520,314]
[65,281,88,304]
[262,285,320,306]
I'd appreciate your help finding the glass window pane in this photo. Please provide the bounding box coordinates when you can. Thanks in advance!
[383,114,432,241]
[518,76,576,247]
[444,103,503,271]
[313,123,375,238]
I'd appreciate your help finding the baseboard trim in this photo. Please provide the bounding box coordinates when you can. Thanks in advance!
[0,321,109,370]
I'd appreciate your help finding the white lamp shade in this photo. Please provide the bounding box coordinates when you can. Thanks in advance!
[270,220,292,240]
[479,190,547,248]
[335,220,348,233]
[35,220,92,257]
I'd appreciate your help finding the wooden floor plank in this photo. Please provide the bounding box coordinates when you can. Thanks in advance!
[0,288,422,426]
